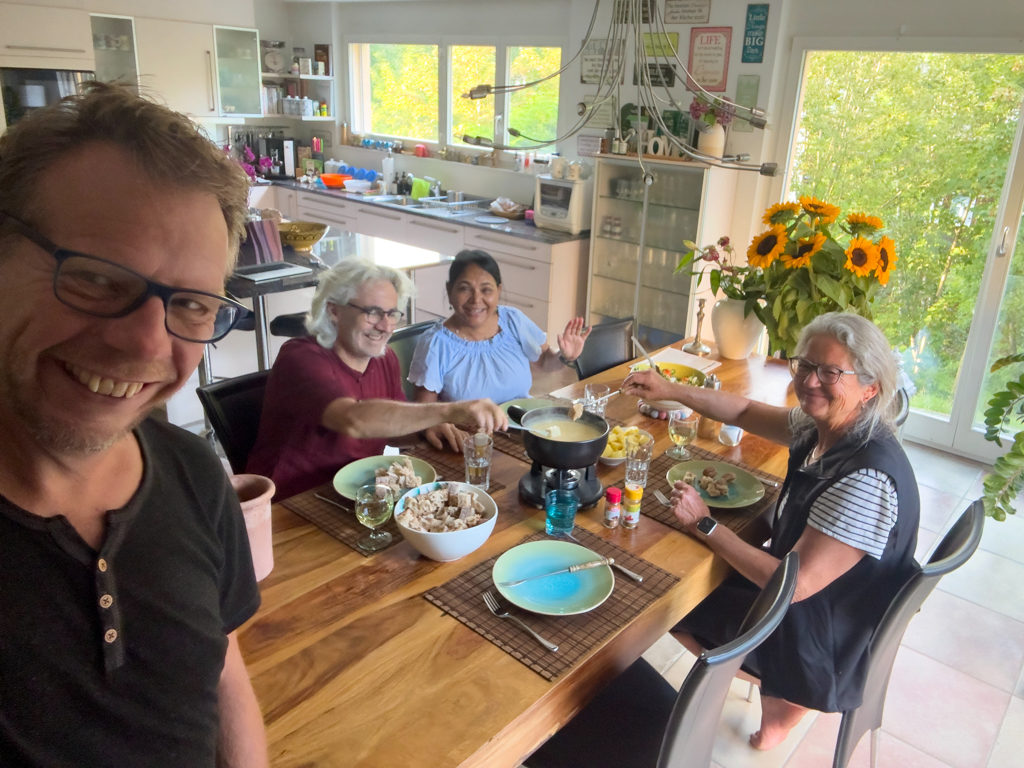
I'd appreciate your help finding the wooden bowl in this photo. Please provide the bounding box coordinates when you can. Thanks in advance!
[277,221,329,252]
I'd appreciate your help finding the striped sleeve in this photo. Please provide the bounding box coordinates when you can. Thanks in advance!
[806,469,898,559]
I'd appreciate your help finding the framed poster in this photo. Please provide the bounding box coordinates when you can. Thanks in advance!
[664,0,711,25]
[741,4,769,64]
[582,94,616,129]
[633,63,677,88]
[581,39,625,85]
[732,75,760,132]
[577,135,603,157]
[643,33,679,58]
[687,27,731,92]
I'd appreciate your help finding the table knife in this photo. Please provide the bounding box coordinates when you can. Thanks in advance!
[497,557,614,588]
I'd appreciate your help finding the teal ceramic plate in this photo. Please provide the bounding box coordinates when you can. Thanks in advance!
[492,540,615,616]
[666,460,765,509]
[332,455,436,501]
[500,398,559,431]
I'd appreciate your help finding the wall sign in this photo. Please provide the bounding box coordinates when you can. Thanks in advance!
[614,0,654,24]
[633,63,677,88]
[741,4,769,64]
[581,39,625,85]
[577,135,603,157]
[732,74,760,132]
[643,33,679,58]
[582,94,616,129]
[687,27,731,92]
[664,0,711,25]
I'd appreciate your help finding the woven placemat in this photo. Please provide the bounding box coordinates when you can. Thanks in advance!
[614,446,783,535]
[402,444,507,494]
[280,483,404,557]
[424,527,680,681]
[492,430,532,463]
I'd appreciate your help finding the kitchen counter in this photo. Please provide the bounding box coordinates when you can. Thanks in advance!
[268,179,589,245]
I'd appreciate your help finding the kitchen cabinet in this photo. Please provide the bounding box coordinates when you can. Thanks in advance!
[90,15,138,88]
[404,216,463,256]
[295,192,358,236]
[135,19,217,118]
[587,156,736,350]
[350,204,407,241]
[213,26,261,118]
[0,4,94,70]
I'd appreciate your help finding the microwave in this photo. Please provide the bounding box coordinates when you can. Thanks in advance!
[534,175,593,235]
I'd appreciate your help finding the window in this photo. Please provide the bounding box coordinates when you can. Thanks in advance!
[450,45,495,146]
[352,43,439,142]
[506,46,561,147]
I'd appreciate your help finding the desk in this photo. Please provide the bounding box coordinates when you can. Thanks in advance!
[239,343,797,767]
[226,232,452,371]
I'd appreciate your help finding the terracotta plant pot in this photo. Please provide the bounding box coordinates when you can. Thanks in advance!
[711,298,764,359]
[230,474,276,582]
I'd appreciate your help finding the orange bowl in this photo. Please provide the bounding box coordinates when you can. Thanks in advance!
[320,173,352,188]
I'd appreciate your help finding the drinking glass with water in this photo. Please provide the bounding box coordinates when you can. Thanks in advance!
[583,383,610,417]
[463,433,493,491]
[545,489,579,536]
[625,434,654,487]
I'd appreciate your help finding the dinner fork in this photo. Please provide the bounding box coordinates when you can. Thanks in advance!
[482,591,559,652]
[556,530,643,583]
[653,489,672,507]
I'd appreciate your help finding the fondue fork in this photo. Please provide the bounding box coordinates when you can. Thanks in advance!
[556,530,644,582]
[496,557,615,588]
[631,335,660,375]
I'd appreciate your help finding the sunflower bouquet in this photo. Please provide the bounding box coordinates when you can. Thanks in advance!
[745,196,897,356]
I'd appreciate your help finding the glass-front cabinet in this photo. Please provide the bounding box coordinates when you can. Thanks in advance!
[90,15,138,89]
[587,156,736,349]
[213,26,262,117]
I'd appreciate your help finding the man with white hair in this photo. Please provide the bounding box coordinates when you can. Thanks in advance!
[248,258,508,499]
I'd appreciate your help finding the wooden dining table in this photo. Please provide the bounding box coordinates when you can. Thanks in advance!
[238,342,799,768]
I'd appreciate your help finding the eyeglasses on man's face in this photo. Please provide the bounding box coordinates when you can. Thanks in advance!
[346,302,405,325]
[789,356,858,385]
[0,211,245,344]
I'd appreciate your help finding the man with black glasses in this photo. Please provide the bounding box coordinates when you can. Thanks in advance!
[247,257,508,500]
[0,84,267,766]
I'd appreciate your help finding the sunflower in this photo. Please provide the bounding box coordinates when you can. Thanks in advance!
[846,212,885,237]
[782,232,826,269]
[799,195,840,226]
[762,202,801,226]
[875,236,898,285]
[748,225,788,269]
[844,236,880,277]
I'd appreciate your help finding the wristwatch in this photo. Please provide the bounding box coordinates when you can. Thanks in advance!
[558,352,576,367]
[696,516,719,537]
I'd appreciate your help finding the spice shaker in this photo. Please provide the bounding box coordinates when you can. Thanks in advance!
[697,374,722,440]
[603,486,622,529]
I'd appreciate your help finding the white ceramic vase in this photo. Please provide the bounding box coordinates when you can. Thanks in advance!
[697,122,726,158]
[711,298,764,360]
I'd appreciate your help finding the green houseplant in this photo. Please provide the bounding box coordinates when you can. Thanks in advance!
[981,352,1024,521]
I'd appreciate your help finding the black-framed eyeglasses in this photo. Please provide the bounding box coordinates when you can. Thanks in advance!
[789,356,858,385]
[346,302,405,324]
[0,211,245,343]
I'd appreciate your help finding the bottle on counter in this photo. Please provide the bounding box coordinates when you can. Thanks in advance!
[603,487,622,529]
[622,483,643,529]
[382,150,395,194]
[696,374,723,440]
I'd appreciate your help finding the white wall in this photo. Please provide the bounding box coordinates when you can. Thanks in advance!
[1,0,255,26]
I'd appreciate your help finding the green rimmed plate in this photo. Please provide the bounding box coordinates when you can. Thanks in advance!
[492,540,615,616]
[500,398,559,431]
[332,455,436,501]
[666,460,765,509]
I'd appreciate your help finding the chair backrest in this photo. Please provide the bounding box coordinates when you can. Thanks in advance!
[572,317,634,380]
[196,371,271,475]
[893,387,911,428]
[832,501,985,768]
[657,552,800,768]
[388,320,436,401]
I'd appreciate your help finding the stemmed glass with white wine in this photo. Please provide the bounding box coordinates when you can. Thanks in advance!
[667,411,700,460]
[355,483,395,552]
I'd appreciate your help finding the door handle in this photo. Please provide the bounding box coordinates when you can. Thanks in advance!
[205,51,215,112]
[476,234,539,252]
[997,226,1010,257]
[503,297,535,309]
[300,194,347,210]
[358,208,401,221]
[492,255,537,271]
[5,45,87,53]
[409,219,459,234]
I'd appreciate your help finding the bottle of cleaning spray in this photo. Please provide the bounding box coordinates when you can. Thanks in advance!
[382,149,396,195]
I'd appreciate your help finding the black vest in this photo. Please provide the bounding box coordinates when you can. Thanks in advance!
[758,427,920,712]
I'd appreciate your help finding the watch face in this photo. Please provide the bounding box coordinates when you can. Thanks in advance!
[696,516,718,535]
[265,51,285,72]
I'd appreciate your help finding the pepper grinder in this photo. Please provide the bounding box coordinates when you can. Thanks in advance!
[683,298,712,356]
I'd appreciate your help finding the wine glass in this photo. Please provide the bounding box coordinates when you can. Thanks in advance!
[354,483,395,552]
[667,411,700,460]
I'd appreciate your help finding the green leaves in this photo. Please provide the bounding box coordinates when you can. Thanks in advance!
[813,273,847,307]
[980,432,1024,521]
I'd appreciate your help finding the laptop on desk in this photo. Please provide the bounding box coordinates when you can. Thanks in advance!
[233,262,313,282]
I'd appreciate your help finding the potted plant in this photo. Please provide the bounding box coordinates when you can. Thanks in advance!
[676,236,766,359]
[689,96,734,158]
[746,197,897,357]
[981,352,1024,521]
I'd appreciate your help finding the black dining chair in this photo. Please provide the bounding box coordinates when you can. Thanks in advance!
[196,370,271,475]
[268,311,308,338]
[572,316,634,380]
[832,501,985,768]
[387,320,436,400]
[526,552,799,768]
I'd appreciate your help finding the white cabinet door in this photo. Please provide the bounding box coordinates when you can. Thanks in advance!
[500,290,549,333]
[351,205,407,240]
[404,216,463,256]
[0,5,94,69]
[463,227,553,264]
[487,251,551,302]
[135,19,216,118]
[296,193,357,234]
[278,189,298,220]
[413,263,450,319]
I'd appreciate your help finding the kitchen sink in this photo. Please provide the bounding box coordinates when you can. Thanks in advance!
[363,195,423,207]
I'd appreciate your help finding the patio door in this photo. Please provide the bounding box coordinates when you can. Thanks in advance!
[785,50,1024,462]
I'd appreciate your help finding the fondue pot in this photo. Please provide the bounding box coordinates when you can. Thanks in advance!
[506,405,609,509]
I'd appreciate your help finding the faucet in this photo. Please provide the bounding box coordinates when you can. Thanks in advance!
[423,176,442,198]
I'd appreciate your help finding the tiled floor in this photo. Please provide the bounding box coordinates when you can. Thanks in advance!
[634,440,1024,768]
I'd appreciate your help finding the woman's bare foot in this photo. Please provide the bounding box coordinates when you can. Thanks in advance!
[749,694,809,751]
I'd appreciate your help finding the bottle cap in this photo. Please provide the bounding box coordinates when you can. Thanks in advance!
[605,487,622,504]
[474,432,489,446]
[623,484,644,501]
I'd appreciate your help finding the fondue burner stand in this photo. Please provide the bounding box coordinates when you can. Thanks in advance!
[519,461,604,510]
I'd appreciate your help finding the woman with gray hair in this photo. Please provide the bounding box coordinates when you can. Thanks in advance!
[248,258,507,499]
[621,312,919,751]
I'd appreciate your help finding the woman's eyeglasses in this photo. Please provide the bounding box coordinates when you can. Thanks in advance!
[789,356,858,385]
[0,211,245,344]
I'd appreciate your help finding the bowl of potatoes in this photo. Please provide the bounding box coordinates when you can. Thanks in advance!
[599,426,653,466]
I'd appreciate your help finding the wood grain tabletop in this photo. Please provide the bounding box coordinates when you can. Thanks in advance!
[238,342,797,768]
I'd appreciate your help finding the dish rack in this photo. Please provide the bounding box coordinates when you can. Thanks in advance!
[418,196,491,214]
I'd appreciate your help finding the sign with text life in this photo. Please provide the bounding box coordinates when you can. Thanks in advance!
[687,27,731,92]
